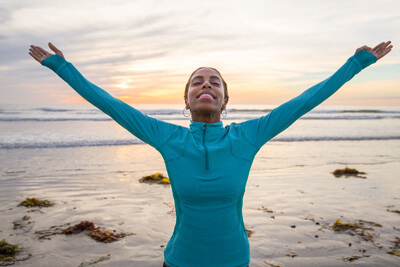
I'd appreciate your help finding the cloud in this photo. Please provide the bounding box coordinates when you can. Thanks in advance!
[0,0,399,105]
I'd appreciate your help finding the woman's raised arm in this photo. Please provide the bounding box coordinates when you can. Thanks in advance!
[29,42,176,149]
[239,41,393,149]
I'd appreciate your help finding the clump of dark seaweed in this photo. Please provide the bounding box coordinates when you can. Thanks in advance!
[387,237,400,257]
[35,221,134,243]
[18,197,54,208]
[139,173,170,184]
[0,239,31,265]
[0,239,20,260]
[63,221,129,243]
[332,167,366,178]
[331,219,381,242]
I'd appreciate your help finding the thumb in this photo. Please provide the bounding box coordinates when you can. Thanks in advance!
[48,42,65,58]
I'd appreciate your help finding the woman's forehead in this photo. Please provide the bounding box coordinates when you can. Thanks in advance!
[191,68,221,80]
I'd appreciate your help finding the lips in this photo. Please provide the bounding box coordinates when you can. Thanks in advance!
[197,90,216,99]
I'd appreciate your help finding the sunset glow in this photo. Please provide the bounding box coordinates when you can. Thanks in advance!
[0,0,399,106]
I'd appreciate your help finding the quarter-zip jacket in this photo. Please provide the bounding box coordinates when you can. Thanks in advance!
[42,50,377,267]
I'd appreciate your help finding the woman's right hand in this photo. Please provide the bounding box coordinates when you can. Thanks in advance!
[29,42,65,64]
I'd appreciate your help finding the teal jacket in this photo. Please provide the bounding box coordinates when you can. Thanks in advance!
[42,50,377,267]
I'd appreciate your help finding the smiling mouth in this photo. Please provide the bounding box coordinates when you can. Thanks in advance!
[199,94,214,99]
[197,91,216,99]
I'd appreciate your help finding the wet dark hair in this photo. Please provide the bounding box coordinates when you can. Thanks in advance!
[184,67,229,104]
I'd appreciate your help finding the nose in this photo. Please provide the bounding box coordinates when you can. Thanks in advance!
[202,81,211,88]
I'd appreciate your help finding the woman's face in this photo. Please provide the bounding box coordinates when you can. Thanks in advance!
[185,68,228,114]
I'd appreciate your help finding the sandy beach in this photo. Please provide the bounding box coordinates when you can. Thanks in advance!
[1,139,399,266]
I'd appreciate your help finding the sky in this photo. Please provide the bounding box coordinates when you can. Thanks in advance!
[0,0,399,107]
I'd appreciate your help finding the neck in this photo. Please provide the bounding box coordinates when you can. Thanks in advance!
[190,110,221,124]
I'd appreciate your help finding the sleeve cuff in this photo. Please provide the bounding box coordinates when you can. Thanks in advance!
[352,50,377,69]
[41,54,67,73]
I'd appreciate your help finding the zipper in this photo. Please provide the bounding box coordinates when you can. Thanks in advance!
[202,124,209,170]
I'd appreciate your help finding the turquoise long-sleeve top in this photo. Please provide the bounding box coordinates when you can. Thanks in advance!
[42,50,377,267]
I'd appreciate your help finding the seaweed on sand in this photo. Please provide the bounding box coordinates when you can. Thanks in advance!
[35,221,134,243]
[332,167,367,178]
[387,209,400,215]
[0,239,31,266]
[12,216,33,233]
[387,237,400,257]
[35,224,69,240]
[63,221,129,243]
[139,173,170,184]
[330,219,382,243]
[0,239,19,260]
[342,254,370,262]
[255,205,274,213]
[245,226,254,237]
[18,198,54,208]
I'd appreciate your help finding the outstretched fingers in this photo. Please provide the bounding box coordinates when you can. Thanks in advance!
[372,41,393,60]
[29,45,47,63]
[37,46,51,57]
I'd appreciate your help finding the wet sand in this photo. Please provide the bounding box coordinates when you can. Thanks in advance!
[1,140,399,266]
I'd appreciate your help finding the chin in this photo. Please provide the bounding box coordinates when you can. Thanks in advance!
[194,106,219,114]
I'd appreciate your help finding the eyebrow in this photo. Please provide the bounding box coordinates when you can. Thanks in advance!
[192,75,221,81]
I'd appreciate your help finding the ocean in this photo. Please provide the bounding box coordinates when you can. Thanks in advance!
[1,103,400,149]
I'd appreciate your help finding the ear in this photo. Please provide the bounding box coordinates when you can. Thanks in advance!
[185,99,190,110]
[221,98,228,110]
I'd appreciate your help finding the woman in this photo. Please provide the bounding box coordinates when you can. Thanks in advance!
[29,41,392,267]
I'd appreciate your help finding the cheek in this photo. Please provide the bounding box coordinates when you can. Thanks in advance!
[187,87,195,101]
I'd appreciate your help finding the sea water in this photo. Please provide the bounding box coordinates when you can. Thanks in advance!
[1,103,399,150]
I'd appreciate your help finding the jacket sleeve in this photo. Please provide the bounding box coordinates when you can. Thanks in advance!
[238,50,377,149]
[41,55,175,149]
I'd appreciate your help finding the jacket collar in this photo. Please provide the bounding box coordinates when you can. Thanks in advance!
[189,120,224,132]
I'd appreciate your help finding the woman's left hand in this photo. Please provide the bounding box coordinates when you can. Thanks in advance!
[355,41,393,61]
